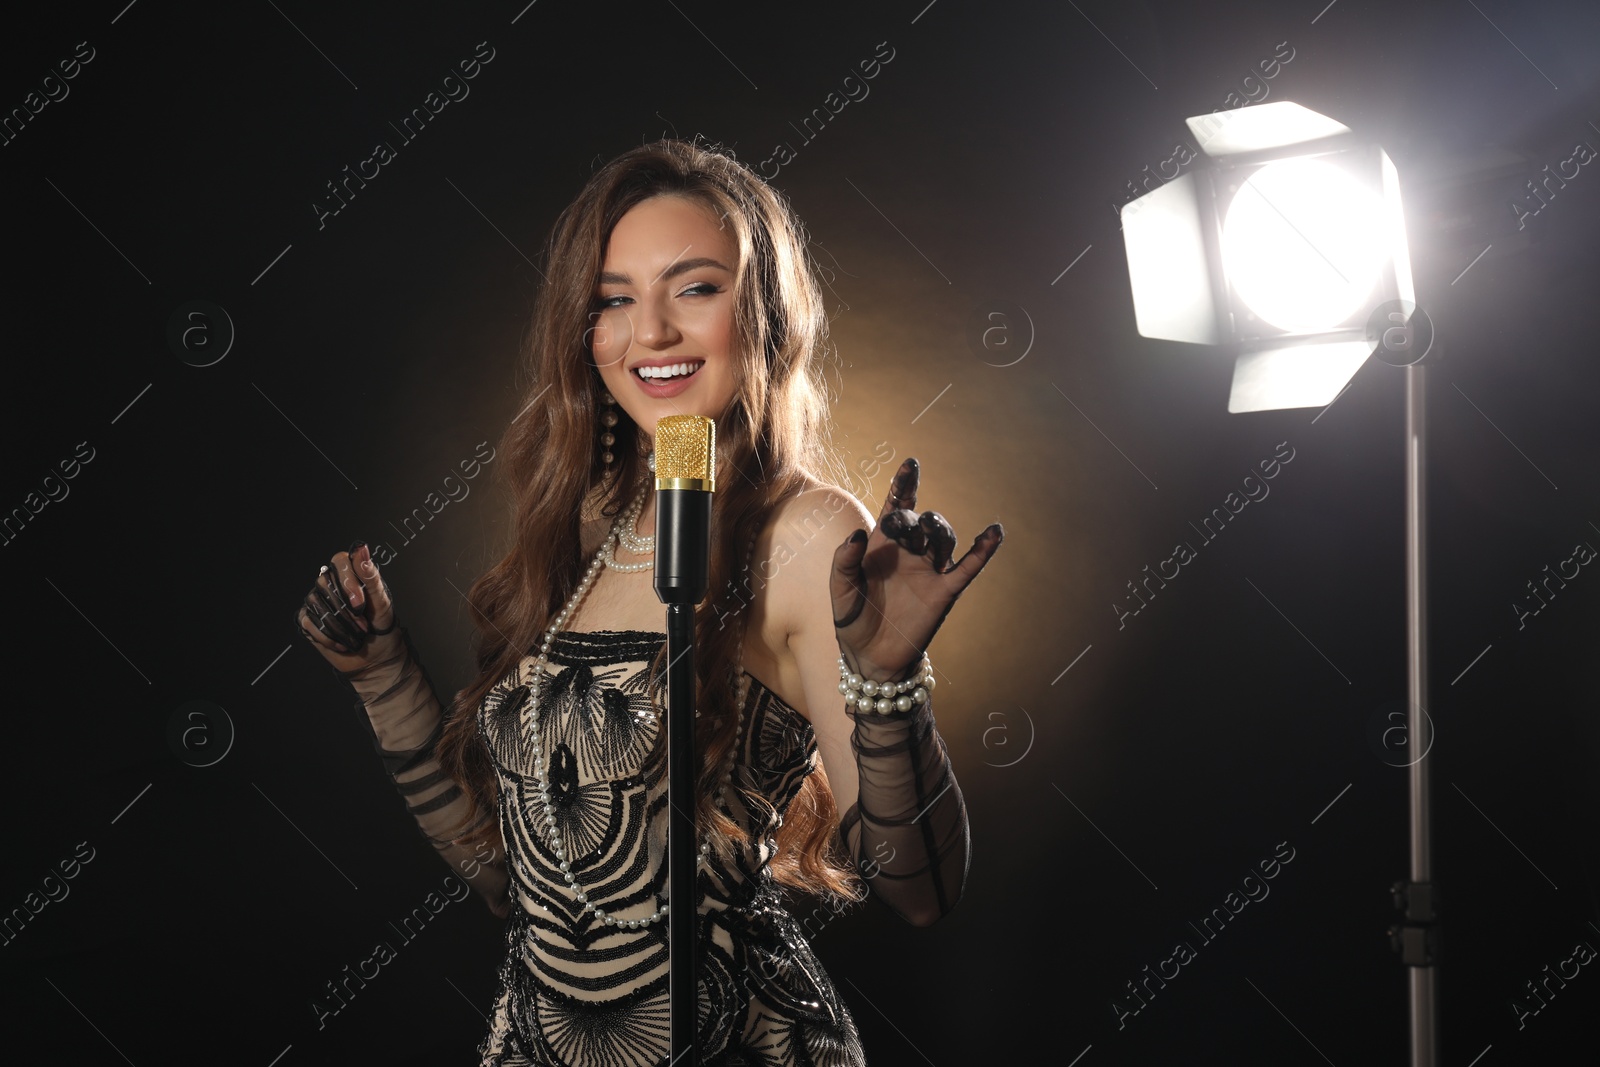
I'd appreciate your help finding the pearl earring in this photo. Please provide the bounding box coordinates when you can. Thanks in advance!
[599,391,618,466]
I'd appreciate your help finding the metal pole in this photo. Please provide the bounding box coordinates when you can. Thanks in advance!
[1404,360,1437,1067]
[667,601,699,1065]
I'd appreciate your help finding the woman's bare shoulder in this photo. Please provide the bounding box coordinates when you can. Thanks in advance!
[759,477,873,609]
[768,475,874,536]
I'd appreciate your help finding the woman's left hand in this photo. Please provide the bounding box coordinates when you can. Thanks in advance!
[829,457,1004,683]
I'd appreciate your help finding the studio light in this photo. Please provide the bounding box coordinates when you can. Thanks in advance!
[1121,101,1415,413]
[1121,100,1442,1067]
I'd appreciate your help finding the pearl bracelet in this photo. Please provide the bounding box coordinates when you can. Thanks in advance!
[836,653,934,715]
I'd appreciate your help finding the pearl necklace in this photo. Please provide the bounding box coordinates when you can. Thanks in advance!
[600,491,654,572]
[615,498,655,555]
[525,482,754,930]
[618,450,657,556]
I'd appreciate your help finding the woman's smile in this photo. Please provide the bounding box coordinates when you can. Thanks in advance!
[629,357,706,397]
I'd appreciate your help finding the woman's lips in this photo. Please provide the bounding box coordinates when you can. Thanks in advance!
[631,361,704,398]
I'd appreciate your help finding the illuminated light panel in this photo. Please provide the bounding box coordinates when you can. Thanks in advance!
[1221,157,1387,334]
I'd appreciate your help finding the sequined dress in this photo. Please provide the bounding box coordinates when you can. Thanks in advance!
[473,629,866,1066]
[347,618,966,1067]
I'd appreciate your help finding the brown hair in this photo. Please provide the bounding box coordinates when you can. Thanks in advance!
[435,137,859,904]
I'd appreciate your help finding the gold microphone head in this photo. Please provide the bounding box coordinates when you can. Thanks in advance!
[654,415,716,492]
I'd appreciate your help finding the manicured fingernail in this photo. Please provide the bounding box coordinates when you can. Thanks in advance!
[850,529,867,544]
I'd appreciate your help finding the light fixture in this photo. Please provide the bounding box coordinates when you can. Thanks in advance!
[1120,100,1440,1067]
[1121,101,1415,413]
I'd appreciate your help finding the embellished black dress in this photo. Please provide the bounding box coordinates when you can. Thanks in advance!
[347,623,966,1067]
[473,629,865,1066]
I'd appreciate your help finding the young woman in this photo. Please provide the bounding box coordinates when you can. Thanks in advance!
[295,138,1003,1066]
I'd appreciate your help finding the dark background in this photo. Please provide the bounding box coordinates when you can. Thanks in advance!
[2,0,1597,1064]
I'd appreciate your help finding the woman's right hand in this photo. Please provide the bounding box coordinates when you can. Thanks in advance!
[296,541,404,677]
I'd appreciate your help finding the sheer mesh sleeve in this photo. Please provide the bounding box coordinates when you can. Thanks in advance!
[835,695,969,926]
[336,628,511,919]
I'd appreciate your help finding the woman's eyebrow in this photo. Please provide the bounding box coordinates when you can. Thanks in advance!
[597,257,732,286]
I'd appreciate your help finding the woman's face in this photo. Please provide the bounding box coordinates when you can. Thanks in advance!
[589,194,741,441]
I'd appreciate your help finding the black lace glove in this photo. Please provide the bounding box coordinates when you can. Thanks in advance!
[828,458,1000,924]
[295,542,509,916]
[836,694,968,926]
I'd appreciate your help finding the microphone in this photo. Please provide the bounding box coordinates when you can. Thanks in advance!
[652,415,716,606]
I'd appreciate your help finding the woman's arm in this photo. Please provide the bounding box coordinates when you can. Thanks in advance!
[340,632,513,920]
[791,610,970,927]
[300,543,511,919]
[835,688,968,926]
[775,474,996,926]
[800,643,972,927]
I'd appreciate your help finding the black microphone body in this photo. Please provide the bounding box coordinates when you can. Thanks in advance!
[653,489,711,605]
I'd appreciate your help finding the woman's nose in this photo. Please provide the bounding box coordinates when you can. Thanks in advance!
[632,292,681,348]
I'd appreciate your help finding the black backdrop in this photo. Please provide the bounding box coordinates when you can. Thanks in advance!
[3,1,1598,1064]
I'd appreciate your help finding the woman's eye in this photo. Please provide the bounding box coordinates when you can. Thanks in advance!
[593,284,719,310]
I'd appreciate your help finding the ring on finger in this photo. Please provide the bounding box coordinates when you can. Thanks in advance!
[885,509,928,554]
[323,564,369,630]
[919,511,957,569]
[309,581,363,648]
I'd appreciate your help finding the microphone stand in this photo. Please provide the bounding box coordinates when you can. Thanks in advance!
[665,601,698,1066]
[652,415,716,1067]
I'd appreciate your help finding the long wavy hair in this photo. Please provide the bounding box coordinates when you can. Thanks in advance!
[435,137,860,905]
